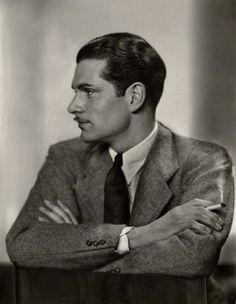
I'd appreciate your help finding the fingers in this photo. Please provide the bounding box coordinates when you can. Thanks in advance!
[196,214,223,231]
[192,207,224,231]
[172,199,224,234]
[202,208,224,225]
[44,199,72,223]
[183,198,224,231]
[190,221,212,234]
[39,205,65,224]
[38,199,78,225]
[185,198,212,208]
[57,200,78,225]
[190,221,224,238]
[38,216,52,223]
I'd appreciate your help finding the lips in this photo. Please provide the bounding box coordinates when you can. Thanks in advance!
[74,117,91,130]
[74,117,90,123]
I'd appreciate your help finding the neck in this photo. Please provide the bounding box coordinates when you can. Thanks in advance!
[109,113,156,153]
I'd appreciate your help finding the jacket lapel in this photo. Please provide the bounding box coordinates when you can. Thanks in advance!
[73,144,113,223]
[130,123,179,226]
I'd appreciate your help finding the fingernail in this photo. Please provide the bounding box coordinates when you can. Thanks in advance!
[216,223,222,230]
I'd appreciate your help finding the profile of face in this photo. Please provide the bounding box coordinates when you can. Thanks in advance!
[68,59,131,146]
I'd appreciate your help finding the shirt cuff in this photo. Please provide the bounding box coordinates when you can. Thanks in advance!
[116,226,134,254]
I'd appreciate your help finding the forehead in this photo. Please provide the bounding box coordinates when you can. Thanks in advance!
[72,59,107,87]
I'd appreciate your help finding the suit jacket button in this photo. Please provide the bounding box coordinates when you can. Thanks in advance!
[86,240,93,247]
[93,240,99,246]
[115,267,121,273]
[100,240,106,245]
[110,269,115,273]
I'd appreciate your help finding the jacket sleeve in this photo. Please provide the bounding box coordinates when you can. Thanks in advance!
[6,144,125,270]
[95,148,234,277]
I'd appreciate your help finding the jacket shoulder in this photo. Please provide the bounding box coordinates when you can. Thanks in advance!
[45,137,101,169]
[49,137,91,155]
[172,131,232,166]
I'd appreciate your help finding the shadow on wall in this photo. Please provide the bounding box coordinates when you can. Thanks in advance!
[193,0,236,265]
[193,0,236,157]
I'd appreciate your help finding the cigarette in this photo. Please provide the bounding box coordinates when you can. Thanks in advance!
[207,203,226,211]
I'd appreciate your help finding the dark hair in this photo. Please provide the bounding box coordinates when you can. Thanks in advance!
[76,32,166,108]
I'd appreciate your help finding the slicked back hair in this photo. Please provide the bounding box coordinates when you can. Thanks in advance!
[76,33,166,109]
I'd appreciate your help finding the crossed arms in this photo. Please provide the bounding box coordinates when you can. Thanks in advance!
[6,143,234,276]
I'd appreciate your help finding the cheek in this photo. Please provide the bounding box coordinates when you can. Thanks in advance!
[107,107,130,130]
[91,98,129,128]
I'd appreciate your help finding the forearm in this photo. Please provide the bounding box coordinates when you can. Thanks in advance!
[96,229,221,276]
[98,179,234,276]
[127,218,181,249]
[127,203,221,250]
[6,222,125,270]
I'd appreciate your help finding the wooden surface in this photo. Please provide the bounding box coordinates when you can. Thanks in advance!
[15,267,207,304]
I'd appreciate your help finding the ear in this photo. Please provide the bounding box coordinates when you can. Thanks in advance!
[125,82,146,112]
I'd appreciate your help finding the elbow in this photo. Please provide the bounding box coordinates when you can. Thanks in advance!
[6,229,29,266]
[185,258,218,277]
[6,232,19,265]
[184,248,220,277]
[176,235,221,277]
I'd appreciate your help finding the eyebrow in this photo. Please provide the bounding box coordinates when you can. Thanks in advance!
[71,83,95,90]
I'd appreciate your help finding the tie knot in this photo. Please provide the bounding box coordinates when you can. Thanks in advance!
[114,153,123,168]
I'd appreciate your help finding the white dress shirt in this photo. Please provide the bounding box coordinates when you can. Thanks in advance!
[109,121,159,253]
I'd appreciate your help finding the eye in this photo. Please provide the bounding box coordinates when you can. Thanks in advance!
[85,89,95,98]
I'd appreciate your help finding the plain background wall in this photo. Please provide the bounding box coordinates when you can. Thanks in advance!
[0,0,235,263]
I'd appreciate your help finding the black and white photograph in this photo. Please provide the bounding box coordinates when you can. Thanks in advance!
[0,1,235,303]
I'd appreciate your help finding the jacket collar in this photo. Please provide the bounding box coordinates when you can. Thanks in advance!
[73,143,112,222]
[74,122,179,225]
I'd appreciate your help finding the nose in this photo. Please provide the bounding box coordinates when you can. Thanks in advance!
[68,92,86,114]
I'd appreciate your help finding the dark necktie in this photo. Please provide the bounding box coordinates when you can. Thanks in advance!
[104,153,130,224]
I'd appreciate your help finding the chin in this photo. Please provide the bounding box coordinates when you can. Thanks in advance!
[80,132,110,146]
[80,132,100,143]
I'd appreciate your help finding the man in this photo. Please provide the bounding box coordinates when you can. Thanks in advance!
[6,33,234,302]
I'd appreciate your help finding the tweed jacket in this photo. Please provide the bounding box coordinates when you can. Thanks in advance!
[6,122,234,277]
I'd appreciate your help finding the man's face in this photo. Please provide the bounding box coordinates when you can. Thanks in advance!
[68,59,131,145]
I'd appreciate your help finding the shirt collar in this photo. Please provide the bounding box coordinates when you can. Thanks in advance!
[109,121,158,185]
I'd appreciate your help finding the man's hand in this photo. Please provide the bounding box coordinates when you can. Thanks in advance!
[128,199,224,249]
[38,199,79,225]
